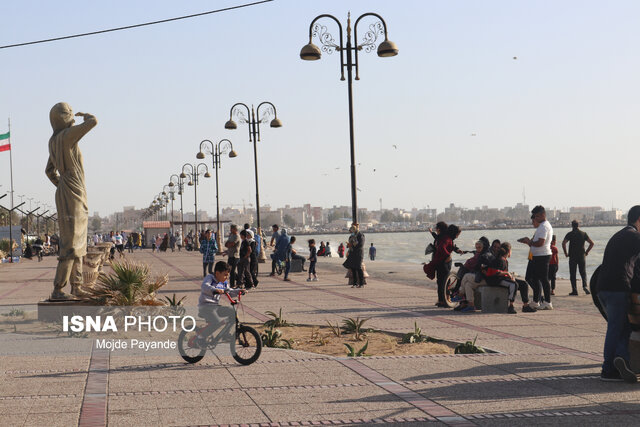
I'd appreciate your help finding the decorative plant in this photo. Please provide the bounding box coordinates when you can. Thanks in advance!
[85,260,168,306]
[164,293,186,315]
[454,335,485,354]
[342,317,370,341]
[345,341,369,357]
[264,308,289,328]
[326,320,342,337]
[261,326,294,349]
[402,322,441,344]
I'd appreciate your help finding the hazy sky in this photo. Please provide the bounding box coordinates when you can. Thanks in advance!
[1,0,639,216]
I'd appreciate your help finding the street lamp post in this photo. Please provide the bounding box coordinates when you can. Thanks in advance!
[180,163,210,249]
[224,102,282,232]
[169,174,185,240]
[300,12,398,224]
[197,139,238,247]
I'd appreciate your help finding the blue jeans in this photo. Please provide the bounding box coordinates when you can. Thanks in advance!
[598,290,631,374]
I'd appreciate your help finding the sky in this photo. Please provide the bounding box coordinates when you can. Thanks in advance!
[1,0,639,217]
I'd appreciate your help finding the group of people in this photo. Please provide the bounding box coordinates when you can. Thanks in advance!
[423,205,597,314]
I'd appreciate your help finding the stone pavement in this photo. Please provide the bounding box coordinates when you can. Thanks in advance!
[1,249,640,426]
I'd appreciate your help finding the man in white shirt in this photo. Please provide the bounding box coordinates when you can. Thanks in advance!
[519,205,554,310]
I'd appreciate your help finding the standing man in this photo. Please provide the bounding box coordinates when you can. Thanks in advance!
[518,205,554,310]
[269,224,281,276]
[562,220,595,295]
[369,243,377,261]
[224,224,240,287]
[46,103,97,300]
[596,205,640,383]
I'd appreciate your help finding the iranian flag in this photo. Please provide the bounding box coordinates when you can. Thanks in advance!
[0,131,9,152]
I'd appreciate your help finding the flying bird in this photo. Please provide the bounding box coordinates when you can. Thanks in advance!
[471,133,477,136]
[335,167,340,170]
[392,144,398,149]
[394,175,399,178]
[356,187,362,192]
[513,56,517,60]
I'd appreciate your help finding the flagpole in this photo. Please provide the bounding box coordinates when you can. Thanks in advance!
[7,118,15,261]
[8,118,13,211]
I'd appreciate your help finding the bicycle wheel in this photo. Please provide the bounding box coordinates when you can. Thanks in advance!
[231,325,262,365]
[445,272,458,305]
[178,329,206,364]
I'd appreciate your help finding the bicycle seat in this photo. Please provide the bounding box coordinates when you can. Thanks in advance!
[454,262,463,268]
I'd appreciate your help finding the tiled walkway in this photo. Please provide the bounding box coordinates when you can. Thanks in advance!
[1,249,639,426]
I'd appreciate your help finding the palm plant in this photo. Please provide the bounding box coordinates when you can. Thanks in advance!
[264,308,290,327]
[86,260,167,306]
[344,341,369,357]
[342,317,370,341]
[402,321,441,344]
[454,335,486,354]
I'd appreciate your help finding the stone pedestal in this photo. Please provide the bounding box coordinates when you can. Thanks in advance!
[480,286,509,313]
[37,299,97,322]
[290,259,303,273]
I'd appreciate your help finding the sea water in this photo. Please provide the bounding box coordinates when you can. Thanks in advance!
[297,226,621,280]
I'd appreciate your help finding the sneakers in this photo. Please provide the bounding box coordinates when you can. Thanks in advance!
[460,305,476,313]
[551,290,555,295]
[307,278,312,282]
[600,370,624,382]
[522,305,537,313]
[507,305,517,314]
[451,294,464,302]
[583,287,591,295]
[269,273,276,277]
[614,357,638,383]
[312,277,318,281]
[283,278,292,282]
[453,303,467,312]
[568,291,579,296]
[539,301,554,310]
[529,301,540,309]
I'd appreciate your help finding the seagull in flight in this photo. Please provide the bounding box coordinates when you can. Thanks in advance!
[392,144,398,149]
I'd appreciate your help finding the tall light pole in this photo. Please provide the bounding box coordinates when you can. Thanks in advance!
[224,102,282,232]
[169,174,184,240]
[197,139,238,246]
[180,162,210,249]
[300,12,398,224]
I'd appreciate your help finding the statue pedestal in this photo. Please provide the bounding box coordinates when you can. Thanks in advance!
[630,331,640,374]
[37,299,96,323]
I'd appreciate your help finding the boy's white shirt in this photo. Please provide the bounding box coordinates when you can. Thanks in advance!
[198,275,241,305]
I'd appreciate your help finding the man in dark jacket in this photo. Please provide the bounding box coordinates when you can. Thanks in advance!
[596,205,640,383]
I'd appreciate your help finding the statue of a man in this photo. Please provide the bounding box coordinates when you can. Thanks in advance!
[45,102,97,300]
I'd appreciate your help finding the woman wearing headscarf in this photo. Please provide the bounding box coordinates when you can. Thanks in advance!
[343,223,365,288]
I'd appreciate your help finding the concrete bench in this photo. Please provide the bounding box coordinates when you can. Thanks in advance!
[479,286,509,313]
[290,258,303,273]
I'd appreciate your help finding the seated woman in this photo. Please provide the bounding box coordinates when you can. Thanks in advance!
[451,237,490,300]
[457,242,537,313]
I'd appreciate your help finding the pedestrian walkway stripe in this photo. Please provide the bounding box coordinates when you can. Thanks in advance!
[338,358,475,426]
[78,343,109,427]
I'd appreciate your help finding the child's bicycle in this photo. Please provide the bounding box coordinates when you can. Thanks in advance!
[177,290,262,365]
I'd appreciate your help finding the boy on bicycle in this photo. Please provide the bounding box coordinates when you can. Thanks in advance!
[196,261,244,347]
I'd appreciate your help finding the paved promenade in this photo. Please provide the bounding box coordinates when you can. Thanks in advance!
[1,249,639,426]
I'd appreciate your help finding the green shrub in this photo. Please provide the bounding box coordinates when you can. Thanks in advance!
[454,335,485,354]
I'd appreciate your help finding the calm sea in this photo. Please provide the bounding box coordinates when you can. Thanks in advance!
[295,226,622,279]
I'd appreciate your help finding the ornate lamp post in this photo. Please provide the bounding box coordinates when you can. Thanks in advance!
[180,162,210,249]
[197,139,238,246]
[169,174,184,240]
[224,102,282,231]
[300,12,398,224]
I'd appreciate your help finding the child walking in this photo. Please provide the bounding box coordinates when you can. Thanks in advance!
[307,239,318,282]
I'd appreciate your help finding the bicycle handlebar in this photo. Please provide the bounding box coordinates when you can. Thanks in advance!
[223,289,246,305]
